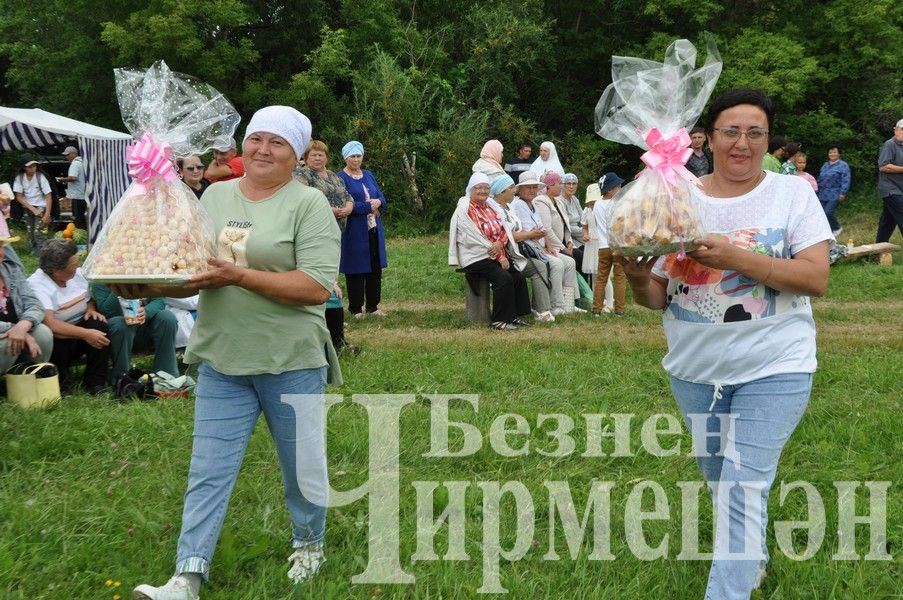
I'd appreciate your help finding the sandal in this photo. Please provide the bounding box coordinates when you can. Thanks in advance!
[490,321,518,331]
[512,318,532,327]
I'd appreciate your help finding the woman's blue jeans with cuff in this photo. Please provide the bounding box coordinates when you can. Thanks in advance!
[174,362,328,581]
[670,372,812,600]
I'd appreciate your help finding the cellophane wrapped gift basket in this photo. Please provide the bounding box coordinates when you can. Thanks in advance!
[83,60,240,284]
[595,35,722,258]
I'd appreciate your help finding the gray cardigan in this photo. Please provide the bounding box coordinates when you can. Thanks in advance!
[0,258,46,334]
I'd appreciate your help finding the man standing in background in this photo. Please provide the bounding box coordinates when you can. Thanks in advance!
[761,135,785,172]
[57,146,86,229]
[204,138,245,183]
[875,119,903,242]
[685,127,712,178]
[504,143,533,182]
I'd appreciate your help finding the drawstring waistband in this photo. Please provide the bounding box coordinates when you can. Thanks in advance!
[708,383,724,412]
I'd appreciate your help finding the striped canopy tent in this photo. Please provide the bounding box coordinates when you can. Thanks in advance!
[0,107,132,242]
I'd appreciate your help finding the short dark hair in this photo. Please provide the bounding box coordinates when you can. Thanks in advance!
[690,126,706,135]
[783,142,801,159]
[705,88,774,135]
[39,240,78,276]
[519,143,532,150]
[768,136,786,154]
[827,144,841,153]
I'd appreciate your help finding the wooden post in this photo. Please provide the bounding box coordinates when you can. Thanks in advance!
[464,275,491,323]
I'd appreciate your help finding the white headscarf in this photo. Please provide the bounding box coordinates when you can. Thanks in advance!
[465,172,491,198]
[242,105,312,160]
[530,141,565,177]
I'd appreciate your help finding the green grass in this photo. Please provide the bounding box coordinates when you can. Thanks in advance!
[0,202,901,599]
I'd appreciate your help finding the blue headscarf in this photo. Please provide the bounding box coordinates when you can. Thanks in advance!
[490,174,515,197]
[342,140,364,159]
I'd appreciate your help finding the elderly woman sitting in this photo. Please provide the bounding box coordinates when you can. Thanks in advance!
[27,239,109,394]
[532,171,584,313]
[0,235,53,372]
[487,175,555,322]
[449,173,531,330]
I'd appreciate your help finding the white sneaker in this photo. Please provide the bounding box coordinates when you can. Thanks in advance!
[570,306,588,313]
[753,564,767,589]
[133,576,199,600]
[534,310,555,322]
[551,307,567,317]
[832,227,843,236]
[287,546,325,583]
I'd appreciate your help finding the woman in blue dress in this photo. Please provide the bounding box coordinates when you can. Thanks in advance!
[336,141,388,317]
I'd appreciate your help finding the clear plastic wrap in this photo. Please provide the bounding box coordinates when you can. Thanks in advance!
[595,35,722,257]
[84,61,240,283]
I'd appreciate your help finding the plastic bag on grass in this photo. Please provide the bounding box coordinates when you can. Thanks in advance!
[595,34,722,258]
[84,61,239,283]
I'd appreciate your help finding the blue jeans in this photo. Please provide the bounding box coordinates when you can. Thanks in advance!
[670,373,812,600]
[174,362,328,581]
[819,197,841,232]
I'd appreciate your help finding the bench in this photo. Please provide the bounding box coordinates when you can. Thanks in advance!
[456,269,491,323]
[839,242,900,266]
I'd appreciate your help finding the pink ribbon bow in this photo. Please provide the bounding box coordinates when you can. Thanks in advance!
[126,133,177,193]
[640,127,701,187]
[639,127,702,261]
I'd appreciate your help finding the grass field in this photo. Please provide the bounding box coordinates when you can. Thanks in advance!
[0,195,901,599]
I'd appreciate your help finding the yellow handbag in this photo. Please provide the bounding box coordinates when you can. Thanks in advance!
[5,362,61,409]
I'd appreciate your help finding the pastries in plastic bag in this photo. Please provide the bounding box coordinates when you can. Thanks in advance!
[594,35,722,257]
[85,182,213,281]
[83,60,239,284]
[607,170,704,256]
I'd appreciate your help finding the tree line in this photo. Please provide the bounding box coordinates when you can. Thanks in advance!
[1,0,901,232]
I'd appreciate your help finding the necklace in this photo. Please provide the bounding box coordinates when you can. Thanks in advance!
[344,167,363,180]
[704,170,764,198]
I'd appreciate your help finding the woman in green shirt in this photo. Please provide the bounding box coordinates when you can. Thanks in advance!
[121,106,342,600]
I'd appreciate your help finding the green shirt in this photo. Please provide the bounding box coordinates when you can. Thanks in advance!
[184,179,342,379]
[762,153,782,172]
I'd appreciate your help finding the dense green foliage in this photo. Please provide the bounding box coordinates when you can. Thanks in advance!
[1,0,902,232]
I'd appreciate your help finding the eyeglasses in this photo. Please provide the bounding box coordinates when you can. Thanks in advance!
[713,127,769,143]
[471,185,490,192]
[183,165,205,171]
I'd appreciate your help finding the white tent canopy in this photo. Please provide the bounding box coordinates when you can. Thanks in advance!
[0,107,132,241]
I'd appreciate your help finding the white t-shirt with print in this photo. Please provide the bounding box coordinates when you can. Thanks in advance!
[651,171,833,385]
[27,267,89,324]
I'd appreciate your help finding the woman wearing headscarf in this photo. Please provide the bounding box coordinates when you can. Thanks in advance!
[529,141,565,177]
[472,139,507,181]
[124,106,342,599]
[296,140,357,353]
[337,141,388,318]
[532,171,583,313]
[510,171,577,316]
[449,173,531,330]
[487,174,555,322]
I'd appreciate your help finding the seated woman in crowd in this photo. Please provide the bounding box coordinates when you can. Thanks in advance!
[91,283,179,385]
[177,155,210,199]
[472,140,507,181]
[510,172,579,316]
[532,171,584,312]
[558,173,584,248]
[0,235,53,373]
[28,240,109,394]
[449,173,531,330]
[487,174,555,322]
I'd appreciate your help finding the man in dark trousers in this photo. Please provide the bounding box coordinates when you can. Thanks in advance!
[876,118,903,242]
